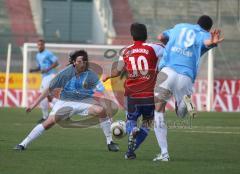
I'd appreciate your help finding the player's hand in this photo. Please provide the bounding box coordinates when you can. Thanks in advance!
[210,29,224,45]
[26,105,34,113]
[102,74,109,82]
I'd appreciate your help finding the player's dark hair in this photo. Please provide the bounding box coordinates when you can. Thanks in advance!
[38,39,45,44]
[69,50,89,69]
[130,23,147,41]
[197,15,213,31]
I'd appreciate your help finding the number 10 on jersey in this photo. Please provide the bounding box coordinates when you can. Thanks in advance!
[129,56,149,76]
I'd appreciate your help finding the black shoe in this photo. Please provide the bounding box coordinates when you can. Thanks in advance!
[108,141,119,152]
[37,118,46,124]
[14,144,25,151]
[125,151,136,160]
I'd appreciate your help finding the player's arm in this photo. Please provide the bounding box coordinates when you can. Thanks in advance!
[157,34,169,45]
[157,29,171,45]
[102,59,124,82]
[29,67,41,73]
[204,29,224,47]
[41,61,59,74]
[26,69,64,113]
[26,88,51,113]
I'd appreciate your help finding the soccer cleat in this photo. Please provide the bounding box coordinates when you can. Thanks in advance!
[183,95,197,118]
[125,151,136,160]
[107,141,119,152]
[153,153,170,162]
[13,144,26,151]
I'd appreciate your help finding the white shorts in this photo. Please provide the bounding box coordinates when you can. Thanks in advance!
[40,74,56,92]
[155,67,193,105]
[49,99,97,119]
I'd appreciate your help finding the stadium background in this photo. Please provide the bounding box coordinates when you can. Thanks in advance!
[0,0,239,111]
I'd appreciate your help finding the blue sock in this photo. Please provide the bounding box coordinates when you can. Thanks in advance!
[126,120,137,135]
[126,120,137,153]
[135,127,149,150]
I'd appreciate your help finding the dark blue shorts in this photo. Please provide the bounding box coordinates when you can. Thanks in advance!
[125,97,155,121]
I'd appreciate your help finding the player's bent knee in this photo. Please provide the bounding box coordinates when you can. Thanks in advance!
[42,116,56,129]
[154,87,172,102]
[55,106,73,120]
[89,105,106,117]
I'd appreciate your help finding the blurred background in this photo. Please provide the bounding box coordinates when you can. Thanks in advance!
[0,0,239,111]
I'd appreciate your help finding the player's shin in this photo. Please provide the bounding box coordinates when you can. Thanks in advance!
[135,127,149,150]
[99,117,113,144]
[19,124,45,148]
[154,111,168,155]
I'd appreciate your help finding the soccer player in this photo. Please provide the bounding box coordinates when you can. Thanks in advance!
[103,23,164,159]
[153,15,224,161]
[14,50,119,152]
[30,39,59,123]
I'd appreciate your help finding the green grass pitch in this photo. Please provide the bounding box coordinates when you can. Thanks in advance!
[0,108,240,174]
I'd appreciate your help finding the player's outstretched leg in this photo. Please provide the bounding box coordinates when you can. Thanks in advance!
[14,116,56,151]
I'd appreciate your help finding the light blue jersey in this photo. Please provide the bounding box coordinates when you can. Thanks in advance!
[36,50,58,77]
[49,65,105,101]
[159,23,212,82]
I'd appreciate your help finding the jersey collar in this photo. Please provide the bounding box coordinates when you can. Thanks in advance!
[134,41,145,45]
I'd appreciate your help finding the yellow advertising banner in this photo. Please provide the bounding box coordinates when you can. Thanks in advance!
[0,73,41,89]
[0,73,124,91]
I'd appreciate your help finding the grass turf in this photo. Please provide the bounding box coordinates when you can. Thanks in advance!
[0,108,240,174]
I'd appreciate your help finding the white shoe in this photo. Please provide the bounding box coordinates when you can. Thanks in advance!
[183,95,197,118]
[153,153,170,162]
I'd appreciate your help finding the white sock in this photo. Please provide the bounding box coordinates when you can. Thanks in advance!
[154,111,168,155]
[99,118,113,145]
[19,124,45,148]
[40,98,49,119]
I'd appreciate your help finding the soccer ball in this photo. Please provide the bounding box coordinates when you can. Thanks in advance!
[111,120,127,139]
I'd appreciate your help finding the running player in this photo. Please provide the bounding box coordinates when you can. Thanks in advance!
[30,39,59,123]
[153,15,224,161]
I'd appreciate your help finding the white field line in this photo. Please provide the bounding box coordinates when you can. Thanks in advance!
[13,123,240,135]
[170,130,240,135]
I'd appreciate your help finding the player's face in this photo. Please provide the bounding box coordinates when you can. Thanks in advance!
[74,56,87,73]
[37,41,45,52]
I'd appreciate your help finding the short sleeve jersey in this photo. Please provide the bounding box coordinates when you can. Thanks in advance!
[49,65,104,101]
[36,50,58,77]
[119,41,164,98]
[158,23,211,82]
